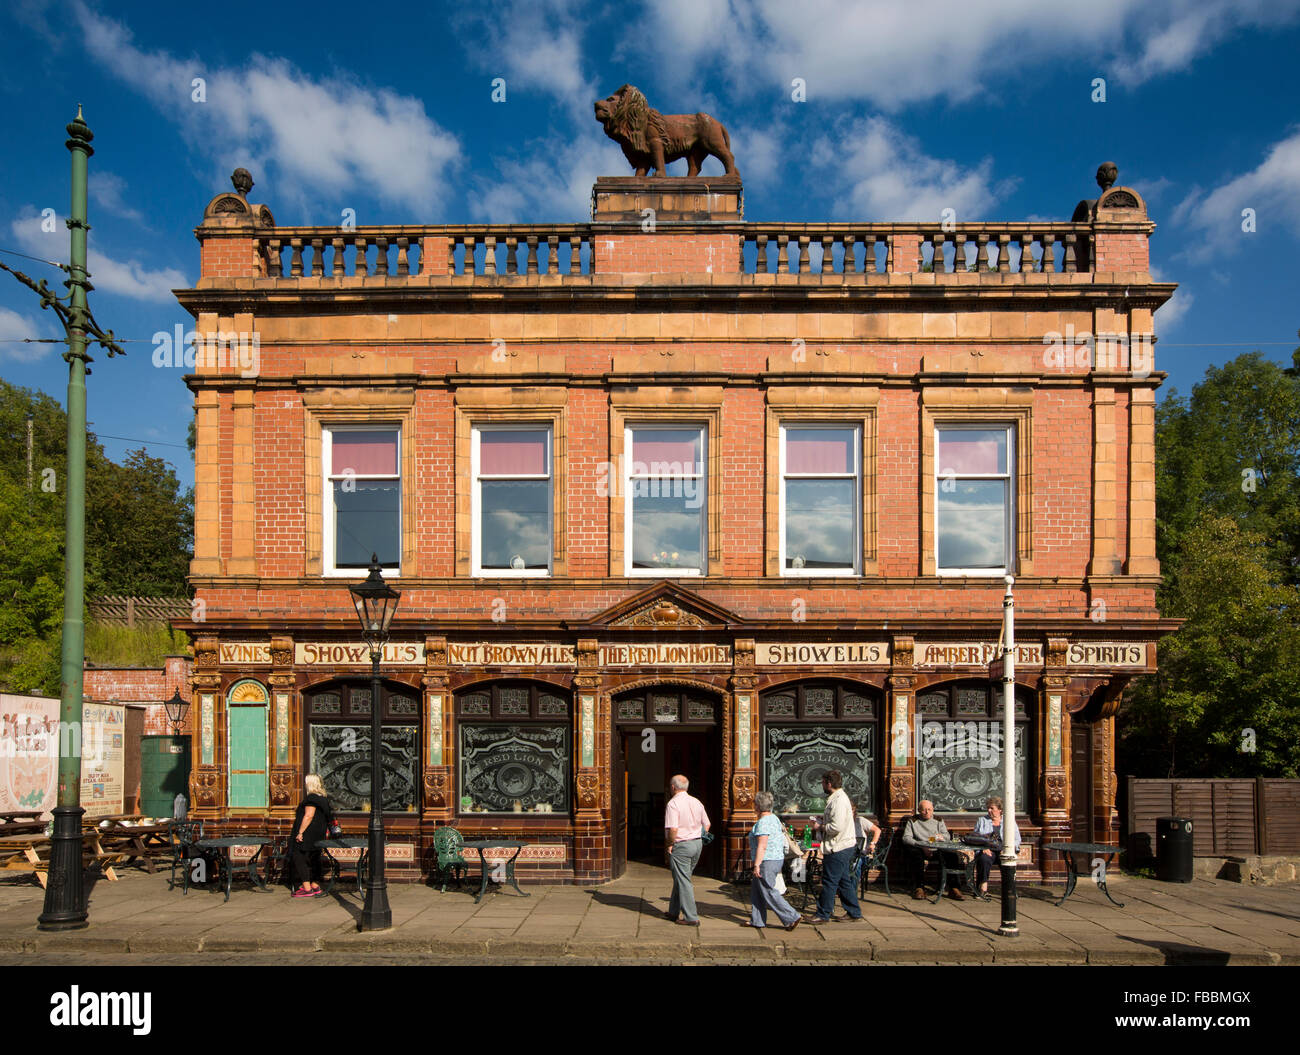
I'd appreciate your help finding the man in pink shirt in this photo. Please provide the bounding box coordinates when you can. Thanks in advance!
[663,774,711,924]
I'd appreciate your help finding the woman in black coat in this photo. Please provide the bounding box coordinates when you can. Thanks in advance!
[289,773,333,897]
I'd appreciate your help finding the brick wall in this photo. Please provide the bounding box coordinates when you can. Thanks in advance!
[596,233,739,275]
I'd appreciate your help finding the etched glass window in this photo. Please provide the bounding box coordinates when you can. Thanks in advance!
[764,725,876,816]
[916,684,1032,813]
[459,724,569,813]
[310,725,418,813]
[305,683,422,813]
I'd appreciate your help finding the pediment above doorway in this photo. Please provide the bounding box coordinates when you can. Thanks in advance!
[572,582,742,630]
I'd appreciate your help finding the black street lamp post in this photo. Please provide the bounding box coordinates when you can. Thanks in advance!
[349,554,400,931]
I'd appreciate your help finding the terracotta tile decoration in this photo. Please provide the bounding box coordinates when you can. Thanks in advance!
[173,165,1173,883]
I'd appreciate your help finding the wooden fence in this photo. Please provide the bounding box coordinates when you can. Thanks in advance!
[88,596,191,627]
[1126,777,1300,862]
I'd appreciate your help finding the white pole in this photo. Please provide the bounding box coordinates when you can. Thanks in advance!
[998,574,1019,936]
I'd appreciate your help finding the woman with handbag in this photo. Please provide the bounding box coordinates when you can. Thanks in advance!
[746,790,802,930]
[288,773,335,898]
[973,796,1021,900]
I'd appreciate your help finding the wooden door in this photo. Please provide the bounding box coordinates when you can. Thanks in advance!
[611,730,627,878]
[1070,719,1092,842]
[664,729,722,878]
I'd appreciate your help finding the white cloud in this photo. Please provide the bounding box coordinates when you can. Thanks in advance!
[0,306,56,362]
[72,2,461,217]
[627,0,1300,108]
[468,132,625,222]
[1171,127,1300,261]
[1109,0,1300,85]
[817,117,1016,221]
[11,208,189,302]
[452,1,597,120]
[1150,266,1192,334]
[89,171,143,223]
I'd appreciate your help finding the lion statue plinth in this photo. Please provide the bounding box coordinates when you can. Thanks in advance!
[594,84,738,179]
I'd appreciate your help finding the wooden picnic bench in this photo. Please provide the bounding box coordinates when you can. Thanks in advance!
[0,810,48,836]
[0,832,127,888]
[93,820,173,873]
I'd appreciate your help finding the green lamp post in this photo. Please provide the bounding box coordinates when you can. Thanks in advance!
[1,107,124,929]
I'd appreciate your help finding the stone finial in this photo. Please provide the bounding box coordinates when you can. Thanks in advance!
[1096,161,1118,192]
[201,167,274,227]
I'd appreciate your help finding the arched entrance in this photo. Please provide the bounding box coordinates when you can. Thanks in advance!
[610,684,723,879]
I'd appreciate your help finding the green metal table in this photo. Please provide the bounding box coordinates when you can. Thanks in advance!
[1043,842,1125,907]
[461,839,531,904]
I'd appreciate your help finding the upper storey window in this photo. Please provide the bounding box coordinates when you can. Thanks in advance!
[935,426,1014,575]
[472,426,553,576]
[323,427,401,575]
[780,425,861,575]
[625,426,706,576]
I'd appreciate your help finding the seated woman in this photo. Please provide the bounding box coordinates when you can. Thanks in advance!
[973,796,1022,900]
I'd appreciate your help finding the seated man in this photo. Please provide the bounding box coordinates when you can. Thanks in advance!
[902,799,971,900]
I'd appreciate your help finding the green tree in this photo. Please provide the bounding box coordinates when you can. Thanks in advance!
[1156,351,1300,584]
[0,379,193,694]
[1123,514,1300,777]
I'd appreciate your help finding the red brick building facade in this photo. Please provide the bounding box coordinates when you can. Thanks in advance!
[178,172,1175,882]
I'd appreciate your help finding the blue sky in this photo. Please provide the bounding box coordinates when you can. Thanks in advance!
[2,0,1298,489]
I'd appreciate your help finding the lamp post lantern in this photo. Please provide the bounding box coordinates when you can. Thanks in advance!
[997,575,1019,937]
[349,554,400,931]
[163,689,189,734]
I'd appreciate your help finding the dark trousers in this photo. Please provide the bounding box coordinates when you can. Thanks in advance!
[975,848,999,887]
[289,843,321,887]
[816,846,862,920]
[908,846,969,891]
[908,846,938,889]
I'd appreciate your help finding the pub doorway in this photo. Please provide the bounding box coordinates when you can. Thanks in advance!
[611,686,723,879]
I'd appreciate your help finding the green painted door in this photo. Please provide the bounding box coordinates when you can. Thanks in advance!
[227,704,268,810]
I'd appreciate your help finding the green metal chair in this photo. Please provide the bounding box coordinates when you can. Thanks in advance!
[167,819,205,894]
[431,826,468,892]
[858,827,893,897]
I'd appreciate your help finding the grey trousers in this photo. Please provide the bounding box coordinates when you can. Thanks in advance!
[667,838,703,921]
[751,858,800,927]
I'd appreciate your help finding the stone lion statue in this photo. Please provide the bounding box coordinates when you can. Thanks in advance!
[594,84,738,178]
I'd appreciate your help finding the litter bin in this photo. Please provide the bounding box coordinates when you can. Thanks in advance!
[1156,816,1193,882]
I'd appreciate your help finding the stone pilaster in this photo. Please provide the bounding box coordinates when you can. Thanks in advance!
[572,638,607,881]
[190,634,223,818]
[1040,637,1072,876]
[421,636,452,820]
[886,635,916,828]
[267,634,296,816]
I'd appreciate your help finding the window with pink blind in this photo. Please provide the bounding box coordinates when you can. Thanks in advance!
[781,426,859,573]
[935,426,1013,573]
[625,427,706,574]
[474,427,552,574]
[330,430,398,476]
[325,428,401,572]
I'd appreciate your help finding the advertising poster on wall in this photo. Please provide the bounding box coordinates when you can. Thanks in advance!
[0,693,60,819]
[80,701,126,818]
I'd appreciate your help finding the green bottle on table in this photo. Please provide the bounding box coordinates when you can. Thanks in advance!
[801,825,812,850]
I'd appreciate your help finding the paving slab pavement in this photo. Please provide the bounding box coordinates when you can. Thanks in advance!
[1,861,1297,964]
